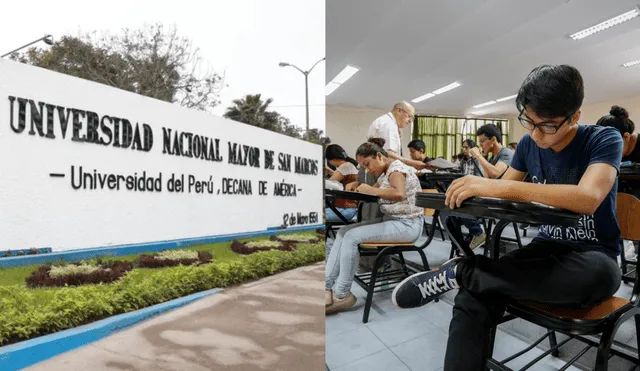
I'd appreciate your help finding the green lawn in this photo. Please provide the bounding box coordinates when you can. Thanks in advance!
[0,231,324,346]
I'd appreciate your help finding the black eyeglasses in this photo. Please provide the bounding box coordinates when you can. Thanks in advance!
[518,110,575,134]
[398,107,414,120]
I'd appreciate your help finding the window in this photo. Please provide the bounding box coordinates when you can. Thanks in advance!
[412,116,509,161]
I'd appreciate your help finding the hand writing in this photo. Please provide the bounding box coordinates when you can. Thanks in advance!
[356,184,374,194]
[345,182,360,191]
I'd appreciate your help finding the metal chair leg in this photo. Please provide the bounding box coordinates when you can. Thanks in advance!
[512,223,523,249]
[548,331,560,357]
[397,252,409,276]
[436,217,446,241]
[363,251,385,324]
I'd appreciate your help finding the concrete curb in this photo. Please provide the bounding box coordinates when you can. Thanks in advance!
[0,288,224,371]
[0,224,324,268]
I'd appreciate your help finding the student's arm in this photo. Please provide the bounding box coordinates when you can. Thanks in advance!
[446,129,622,215]
[386,150,429,170]
[500,167,528,182]
[328,169,344,182]
[445,164,616,215]
[325,165,335,177]
[470,147,508,179]
[358,172,405,201]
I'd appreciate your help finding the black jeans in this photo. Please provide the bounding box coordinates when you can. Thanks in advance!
[444,239,621,371]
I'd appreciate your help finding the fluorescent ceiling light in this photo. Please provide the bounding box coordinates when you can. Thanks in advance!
[332,65,360,84]
[570,7,639,40]
[411,81,461,103]
[325,64,360,96]
[622,59,640,67]
[473,100,497,109]
[433,82,461,95]
[411,93,435,103]
[496,94,518,102]
[325,82,340,96]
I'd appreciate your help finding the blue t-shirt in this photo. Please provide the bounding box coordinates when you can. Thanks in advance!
[511,124,623,258]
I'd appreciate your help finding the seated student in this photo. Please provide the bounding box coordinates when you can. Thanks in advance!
[470,124,514,179]
[392,64,622,371]
[325,144,359,222]
[451,124,514,249]
[407,139,435,188]
[407,139,433,164]
[457,139,486,249]
[597,105,640,163]
[322,138,336,178]
[596,106,640,261]
[326,137,424,314]
[460,139,484,177]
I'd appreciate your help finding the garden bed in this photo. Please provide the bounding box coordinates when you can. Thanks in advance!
[0,232,323,347]
[230,239,296,255]
[26,260,134,288]
[137,250,212,268]
[270,233,319,244]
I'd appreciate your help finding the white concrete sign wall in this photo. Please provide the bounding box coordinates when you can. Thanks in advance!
[0,60,322,252]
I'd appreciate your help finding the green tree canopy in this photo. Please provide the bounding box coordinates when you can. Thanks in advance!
[12,23,224,112]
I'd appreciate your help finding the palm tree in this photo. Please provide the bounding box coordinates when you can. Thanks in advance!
[223,94,276,130]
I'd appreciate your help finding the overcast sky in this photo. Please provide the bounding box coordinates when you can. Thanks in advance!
[0,0,326,132]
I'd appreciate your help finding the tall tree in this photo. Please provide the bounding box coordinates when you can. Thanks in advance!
[223,94,301,139]
[302,128,325,144]
[12,24,224,111]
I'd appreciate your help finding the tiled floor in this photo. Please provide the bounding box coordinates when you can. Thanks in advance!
[325,221,639,371]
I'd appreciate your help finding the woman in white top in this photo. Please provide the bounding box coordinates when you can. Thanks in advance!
[325,145,359,221]
[325,138,424,314]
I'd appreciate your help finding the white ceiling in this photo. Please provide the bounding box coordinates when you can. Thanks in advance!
[326,0,640,117]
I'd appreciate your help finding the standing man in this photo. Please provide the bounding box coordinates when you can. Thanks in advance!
[470,124,514,179]
[367,101,427,170]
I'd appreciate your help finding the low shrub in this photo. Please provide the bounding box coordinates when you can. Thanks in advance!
[25,261,134,288]
[270,233,319,243]
[137,251,212,268]
[0,242,324,346]
[230,239,296,255]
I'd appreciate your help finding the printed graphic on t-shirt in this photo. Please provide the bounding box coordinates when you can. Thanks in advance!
[531,174,598,243]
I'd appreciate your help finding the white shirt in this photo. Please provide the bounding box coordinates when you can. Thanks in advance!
[367,112,402,155]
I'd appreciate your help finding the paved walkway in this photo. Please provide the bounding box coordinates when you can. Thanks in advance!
[26,263,325,371]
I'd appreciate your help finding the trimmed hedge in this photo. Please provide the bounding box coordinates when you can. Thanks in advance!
[0,242,323,346]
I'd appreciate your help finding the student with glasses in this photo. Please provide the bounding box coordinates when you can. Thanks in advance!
[392,64,622,371]
[460,139,484,177]
[469,124,514,179]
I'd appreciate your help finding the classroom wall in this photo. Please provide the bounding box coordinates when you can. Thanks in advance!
[325,104,413,158]
[0,60,323,252]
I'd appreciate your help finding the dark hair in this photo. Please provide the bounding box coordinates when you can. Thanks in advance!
[515,64,584,119]
[320,137,332,146]
[476,124,502,143]
[356,137,388,158]
[456,153,465,160]
[407,139,426,152]
[325,144,357,167]
[462,139,476,148]
[508,142,517,146]
[596,105,635,134]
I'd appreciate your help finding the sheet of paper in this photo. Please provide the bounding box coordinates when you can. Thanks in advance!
[427,158,458,169]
